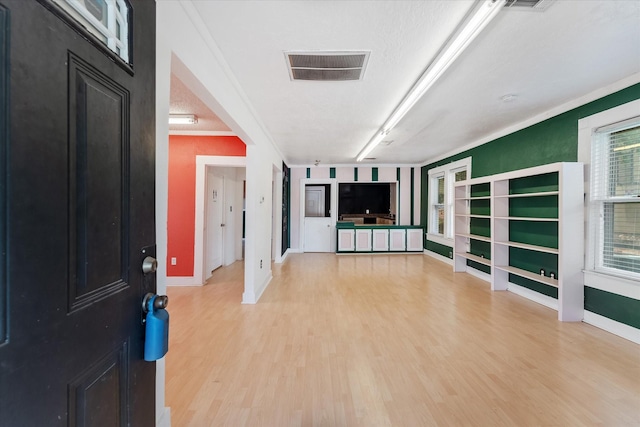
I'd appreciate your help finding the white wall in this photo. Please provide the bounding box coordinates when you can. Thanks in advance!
[156,2,285,424]
[288,165,422,251]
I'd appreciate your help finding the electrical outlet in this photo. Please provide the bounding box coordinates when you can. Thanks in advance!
[171,257,177,265]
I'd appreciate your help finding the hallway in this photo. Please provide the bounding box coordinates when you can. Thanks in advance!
[166,254,640,426]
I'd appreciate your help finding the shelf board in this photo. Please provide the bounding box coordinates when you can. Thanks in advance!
[494,265,558,288]
[454,196,491,201]
[494,191,559,199]
[455,214,491,219]
[494,240,558,254]
[455,233,491,242]
[494,216,558,222]
[455,252,491,266]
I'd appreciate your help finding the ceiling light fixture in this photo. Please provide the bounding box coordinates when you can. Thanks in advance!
[501,94,518,102]
[168,114,198,125]
[356,0,505,162]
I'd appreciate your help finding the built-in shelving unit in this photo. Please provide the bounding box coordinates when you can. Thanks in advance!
[336,224,423,253]
[453,162,584,321]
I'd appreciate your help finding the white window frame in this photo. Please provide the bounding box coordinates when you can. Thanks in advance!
[427,157,471,247]
[578,99,640,299]
[53,0,130,63]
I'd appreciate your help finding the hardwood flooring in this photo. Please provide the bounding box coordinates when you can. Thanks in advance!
[166,253,640,426]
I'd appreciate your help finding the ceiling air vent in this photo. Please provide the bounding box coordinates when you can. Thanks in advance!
[285,51,370,81]
[504,0,553,11]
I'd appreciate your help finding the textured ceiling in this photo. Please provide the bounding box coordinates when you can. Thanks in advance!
[169,73,231,133]
[171,0,640,165]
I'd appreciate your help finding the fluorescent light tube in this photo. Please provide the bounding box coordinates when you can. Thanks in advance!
[168,114,198,125]
[357,0,505,161]
[356,131,388,162]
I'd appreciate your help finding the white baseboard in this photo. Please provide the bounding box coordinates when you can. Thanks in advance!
[466,266,491,283]
[507,282,558,311]
[583,311,640,344]
[275,248,295,264]
[156,407,171,427]
[242,272,272,304]
[423,249,454,266]
[165,276,202,286]
[287,248,303,254]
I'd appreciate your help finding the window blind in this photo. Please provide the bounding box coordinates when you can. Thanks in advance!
[591,121,640,275]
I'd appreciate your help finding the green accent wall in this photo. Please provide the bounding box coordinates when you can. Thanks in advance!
[420,83,640,230]
[585,287,640,329]
[426,240,451,259]
[420,83,640,329]
[372,167,378,181]
[330,167,336,179]
[354,167,358,181]
[397,168,401,221]
[306,168,310,179]
[410,167,414,225]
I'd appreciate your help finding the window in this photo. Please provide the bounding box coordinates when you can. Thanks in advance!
[53,0,131,63]
[427,158,471,247]
[591,120,640,276]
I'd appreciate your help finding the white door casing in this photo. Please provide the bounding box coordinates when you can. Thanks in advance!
[204,168,224,278]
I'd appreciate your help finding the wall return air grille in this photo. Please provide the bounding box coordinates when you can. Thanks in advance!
[285,51,370,81]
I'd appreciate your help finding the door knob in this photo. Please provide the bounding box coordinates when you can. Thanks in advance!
[142,293,169,312]
[142,256,158,274]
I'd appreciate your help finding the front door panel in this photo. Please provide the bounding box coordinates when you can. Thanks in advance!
[0,1,156,425]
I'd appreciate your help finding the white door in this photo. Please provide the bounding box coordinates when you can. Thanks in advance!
[304,185,332,252]
[205,168,224,276]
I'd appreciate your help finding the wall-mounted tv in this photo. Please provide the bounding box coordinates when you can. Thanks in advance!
[339,183,391,216]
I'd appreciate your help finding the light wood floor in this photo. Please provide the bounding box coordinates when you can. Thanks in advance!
[166,253,640,426]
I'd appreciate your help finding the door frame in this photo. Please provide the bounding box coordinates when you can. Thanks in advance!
[203,166,225,279]
[194,155,246,285]
[299,178,337,252]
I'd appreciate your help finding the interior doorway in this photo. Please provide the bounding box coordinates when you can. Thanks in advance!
[302,181,336,252]
[204,168,225,277]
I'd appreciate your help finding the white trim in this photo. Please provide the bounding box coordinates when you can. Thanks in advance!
[583,311,640,345]
[193,156,246,286]
[423,249,454,266]
[156,407,171,427]
[165,276,202,287]
[426,233,452,248]
[427,157,471,241]
[583,270,640,300]
[290,162,423,169]
[507,283,559,312]
[465,266,491,283]
[422,72,640,166]
[169,130,236,136]
[275,247,291,264]
[578,99,640,288]
[242,272,272,304]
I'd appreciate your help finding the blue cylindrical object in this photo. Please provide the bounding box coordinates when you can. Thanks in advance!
[144,295,170,361]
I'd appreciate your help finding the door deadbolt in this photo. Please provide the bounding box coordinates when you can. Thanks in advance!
[142,256,158,274]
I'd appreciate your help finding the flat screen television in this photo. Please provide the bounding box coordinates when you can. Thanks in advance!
[339,183,391,216]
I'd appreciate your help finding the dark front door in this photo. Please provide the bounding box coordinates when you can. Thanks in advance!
[0,1,156,425]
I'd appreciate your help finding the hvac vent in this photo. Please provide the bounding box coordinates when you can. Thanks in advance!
[504,0,553,11]
[285,51,370,81]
